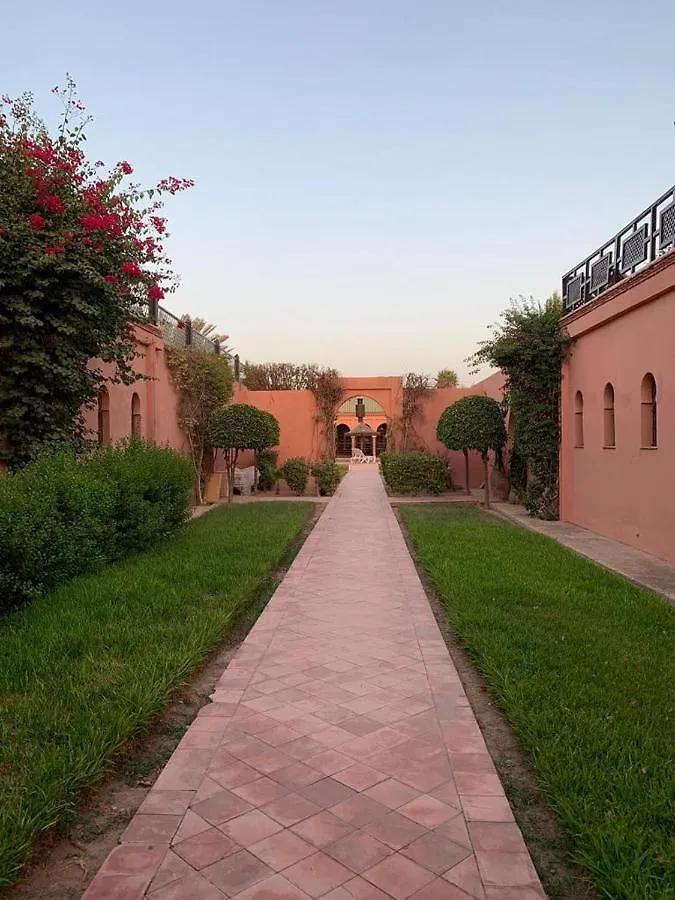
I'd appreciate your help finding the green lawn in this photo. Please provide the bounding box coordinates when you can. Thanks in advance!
[0,502,313,886]
[400,504,674,900]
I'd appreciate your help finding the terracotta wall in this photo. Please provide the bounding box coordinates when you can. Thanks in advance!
[82,323,186,452]
[234,373,505,490]
[560,254,675,564]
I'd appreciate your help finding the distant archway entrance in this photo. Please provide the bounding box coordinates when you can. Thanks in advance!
[376,423,387,456]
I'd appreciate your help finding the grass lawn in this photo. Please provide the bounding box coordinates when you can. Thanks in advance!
[0,502,313,887]
[400,504,674,900]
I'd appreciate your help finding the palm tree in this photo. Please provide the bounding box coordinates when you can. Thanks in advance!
[180,314,231,352]
[436,368,459,388]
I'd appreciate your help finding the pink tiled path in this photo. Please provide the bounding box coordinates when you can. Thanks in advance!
[84,469,545,899]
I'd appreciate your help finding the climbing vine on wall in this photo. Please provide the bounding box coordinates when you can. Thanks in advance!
[309,368,345,461]
[470,294,571,520]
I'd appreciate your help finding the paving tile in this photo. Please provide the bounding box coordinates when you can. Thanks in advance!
[333,764,388,792]
[232,776,289,807]
[474,850,539,887]
[467,822,528,854]
[398,795,457,828]
[220,809,284,845]
[121,814,182,845]
[326,830,393,873]
[336,876,392,899]
[442,855,487,898]
[284,851,353,897]
[461,796,515,824]
[409,879,476,899]
[147,850,193,893]
[138,791,194,817]
[400,831,471,874]
[330,794,389,827]
[262,792,322,827]
[202,849,274,895]
[273,762,325,789]
[363,853,436,899]
[290,811,354,848]
[362,811,427,850]
[249,829,315,870]
[364,779,420,810]
[233,873,312,899]
[82,874,150,899]
[300,777,357,809]
[191,789,253,826]
[173,826,238,869]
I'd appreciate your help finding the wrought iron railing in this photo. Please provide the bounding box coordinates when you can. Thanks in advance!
[134,299,221,354]
[562,185,675,313]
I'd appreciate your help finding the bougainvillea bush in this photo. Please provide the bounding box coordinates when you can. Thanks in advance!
[0,78,193,468]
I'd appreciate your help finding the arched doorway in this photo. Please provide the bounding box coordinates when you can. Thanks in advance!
[376,423,387,456]
[336,424,351,458]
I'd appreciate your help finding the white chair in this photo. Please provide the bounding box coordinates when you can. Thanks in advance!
[351,448,367,464]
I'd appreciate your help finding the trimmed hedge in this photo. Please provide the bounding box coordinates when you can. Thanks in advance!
[280,457,310,495]
[380,451,447,495]
[0,440,193,612]
[312,461,347,496]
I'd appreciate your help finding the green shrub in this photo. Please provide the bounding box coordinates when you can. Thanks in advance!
[312,460,347,496]
[256,449,279,492]
[380,451,447,495]
[0,440,193,613]
[280,457,310,495]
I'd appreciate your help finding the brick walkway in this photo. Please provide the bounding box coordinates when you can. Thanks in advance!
[84,469,545,900]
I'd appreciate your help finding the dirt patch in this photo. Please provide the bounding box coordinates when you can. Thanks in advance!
[394,508,597,900]
[1,506,321,900]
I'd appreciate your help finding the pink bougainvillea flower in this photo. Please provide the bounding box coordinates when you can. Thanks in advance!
[41,194,65,213]
[121,261,142,277]
[147,283,164,301]
[44,244,65,255]
[176,320,186,329]
[28,213,46,229]
[104,274,118,283]
[119,161,133,175]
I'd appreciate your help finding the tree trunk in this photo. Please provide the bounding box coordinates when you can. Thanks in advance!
[463,449,470,495]
[226,449,238,503]
[483,452,490,509]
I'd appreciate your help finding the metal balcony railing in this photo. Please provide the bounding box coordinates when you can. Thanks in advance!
[562,185,675,313]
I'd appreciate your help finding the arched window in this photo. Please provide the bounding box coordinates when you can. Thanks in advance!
[97,389,110,446]
[376,423,388,456]
[574,391,584,448]
[641,374,657,447]
[603,383,615,448]
[131,392,141,438]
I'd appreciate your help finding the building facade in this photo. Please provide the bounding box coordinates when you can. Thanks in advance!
[560,188,675,564]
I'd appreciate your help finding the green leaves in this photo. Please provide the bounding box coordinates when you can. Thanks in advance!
[469,295,571,518]
[437,395,506,458]
[208,403,280,453]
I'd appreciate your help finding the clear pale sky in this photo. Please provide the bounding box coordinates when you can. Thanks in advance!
[4,1,675,380]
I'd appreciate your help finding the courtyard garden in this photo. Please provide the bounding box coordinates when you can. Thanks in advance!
[0,500,313,886]
[400,503,674,900]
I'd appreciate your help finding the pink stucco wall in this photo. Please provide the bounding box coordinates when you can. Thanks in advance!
[82,323,186,451]
[560,254,675,564]
[235,373,505,490]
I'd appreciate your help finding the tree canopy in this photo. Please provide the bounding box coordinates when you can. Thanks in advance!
[436,368,459,388]
[437,394,506,507]
[208,403,280,501]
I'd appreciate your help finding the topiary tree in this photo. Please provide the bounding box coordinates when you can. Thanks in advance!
[207,403,279,501]
[436,395,506,508]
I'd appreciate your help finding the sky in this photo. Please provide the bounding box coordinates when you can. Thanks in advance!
[3,1,675,381]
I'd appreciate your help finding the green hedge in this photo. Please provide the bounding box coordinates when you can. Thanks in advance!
[312,460,347,496]
[380,451,448,495]
[0,440,193,613]
[280,457,310,495]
